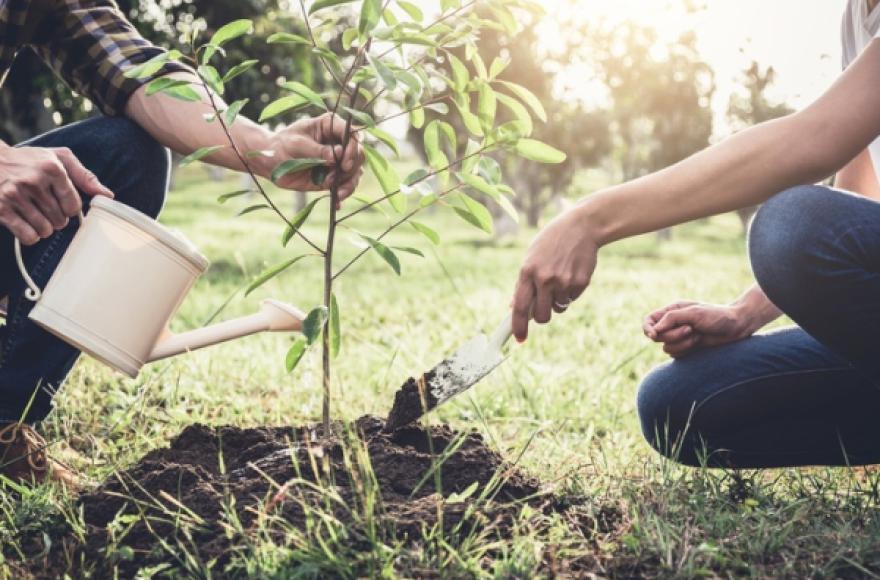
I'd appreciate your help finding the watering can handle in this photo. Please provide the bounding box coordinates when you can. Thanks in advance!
[14,211,84,302]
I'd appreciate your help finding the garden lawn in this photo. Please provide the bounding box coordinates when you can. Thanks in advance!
[4,166,880,578]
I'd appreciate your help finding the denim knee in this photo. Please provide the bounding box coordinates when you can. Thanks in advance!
[636,362,696,462]
[748,185,834,312]
[104,118,169,218]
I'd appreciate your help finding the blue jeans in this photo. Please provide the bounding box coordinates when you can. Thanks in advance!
[638,185,880,468]
[0,117,169,423]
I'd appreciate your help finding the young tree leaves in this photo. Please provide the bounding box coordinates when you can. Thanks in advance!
[246,255,311,296]
[260,94,309,122]
[309,0,357,15]
[266,32,310,45]
[366,127,400,156]
[146,77,191,96]
[363,143,404,212]
[271,158,327,183]
[286,338,308,372]
[217,189,251,204]
[224,98,249,125]
[367,53,397,91]
[198,65,224,95]
[359,233,401,274]
[477,82,497,131]
[448,53,468,93]
[497,80,547,122]
[282,196,325,246]
[496,92,533,135]
[124,50,181,80]
[409,221,440,244]
[281,81,327,110]
[397,0,424,21]
[303,306,329,345]
[237,204,270,216]
[329,293,341,358]
[158,83,202,102]
[514,139,567,164]
[342,106,376,128]
[211,19,254,47]
[453,193,493,234]
[359,0,382,38]
[179,145,226,167]
[222,59,259,82]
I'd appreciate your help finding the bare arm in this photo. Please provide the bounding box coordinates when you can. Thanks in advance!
[511,40,880,340]
[124,72,364,200]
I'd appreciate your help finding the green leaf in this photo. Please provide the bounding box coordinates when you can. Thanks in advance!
[498,80,547,122]
[454,193,493,234]
[392,246,424,257]
[514,139,566,164]
[179,145,225,167]
[447,480,479,504]
[477,82,497,131]
[404,168,429,185]
[342,106,375,128]
[367,53,397,91]
[359,233,401,275]
[359,0,382,37]
[271,158,327,183]
[217,189,251,204]
[496,92,533,135]
[282,196,325,246]
[224,98,248,126]
[285,338,308,372]
[124,50,180,79]
[453,97,483,136]
[198,65,224,95]
[281,81,327,110]
[410,106,425,129]
[266,32,310,45]
[459,172,499,198]
[222,59,258,82]
[246,255,310,296]
[210,19,254,47]
[329,293,341,358]
[363,143,403,212]
[259,95,309,122]
[309,0,357,15]
[303,306,329,345]
[382,7,399,26]
[448,53,468,93]
[409,221,440,244]
[157,83,202,102]
[397,0,423,21]
[488,57,509,79]
[342,27,359,50]
[495,193,520,223]
[237,204,270,216]
[145,77,190,97]
[366,126,400,156]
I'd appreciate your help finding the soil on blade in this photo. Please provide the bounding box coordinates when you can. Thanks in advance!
[39,416,542,577]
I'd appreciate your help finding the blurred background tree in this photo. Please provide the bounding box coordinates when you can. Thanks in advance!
[0,0,799,233]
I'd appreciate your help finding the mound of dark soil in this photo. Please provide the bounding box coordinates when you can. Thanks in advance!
[57,416,544,576]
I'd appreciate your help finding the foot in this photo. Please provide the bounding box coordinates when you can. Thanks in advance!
[0,422,79,489]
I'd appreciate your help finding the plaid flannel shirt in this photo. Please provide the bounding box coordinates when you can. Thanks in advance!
[0,0,187,116]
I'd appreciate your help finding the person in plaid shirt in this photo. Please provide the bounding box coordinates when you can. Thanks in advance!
[0,0,364,487]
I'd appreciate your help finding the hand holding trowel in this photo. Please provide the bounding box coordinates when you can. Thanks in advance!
[384,313,513,431]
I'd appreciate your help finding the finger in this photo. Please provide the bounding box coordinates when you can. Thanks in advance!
[646,300,697,326]
[654,307,700,335]
[54,148,114,199]
[665,335,702,358]
[341,140,363,173]
[512,275,536,342]
[643,315,659,340]
[551,288,571,314]
[319,113,347,143]
[30,187,68,230]
[14,198,53,239]
[42,157,82,217]
[337,171,362,202]
[656,324,692,344]
[3,212,40,246]
[533,278,555,325]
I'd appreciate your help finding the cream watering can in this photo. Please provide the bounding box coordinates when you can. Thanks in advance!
[13,196,305,378]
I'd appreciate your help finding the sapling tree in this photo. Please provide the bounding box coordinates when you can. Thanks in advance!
[128,0,565,433]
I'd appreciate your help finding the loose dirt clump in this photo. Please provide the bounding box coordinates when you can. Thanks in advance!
[47,416,543,576]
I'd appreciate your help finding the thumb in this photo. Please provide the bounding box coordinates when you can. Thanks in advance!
[55,148,114,198]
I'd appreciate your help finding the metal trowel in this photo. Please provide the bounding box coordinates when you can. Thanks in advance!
[384,313,514,431]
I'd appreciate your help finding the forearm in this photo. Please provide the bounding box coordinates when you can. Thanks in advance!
[124,72,275,176]
[580,42,880,246]
[731,284,782,334]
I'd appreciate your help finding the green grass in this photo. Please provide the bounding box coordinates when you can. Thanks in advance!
[4,165,880,578]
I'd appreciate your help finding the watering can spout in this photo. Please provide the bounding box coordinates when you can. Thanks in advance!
[147,299,305,363]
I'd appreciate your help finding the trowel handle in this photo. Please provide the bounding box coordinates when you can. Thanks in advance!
[488,312,513,351]
[14,211,84,302]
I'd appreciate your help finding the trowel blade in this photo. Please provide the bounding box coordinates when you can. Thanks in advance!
[384,315,512,432]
